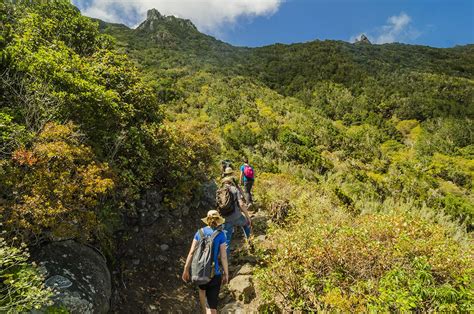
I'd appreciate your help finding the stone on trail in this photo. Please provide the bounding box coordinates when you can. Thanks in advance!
[228,275,255,304]
[160,244,169,251]
[236,263,253,276]
[221,301,245,314]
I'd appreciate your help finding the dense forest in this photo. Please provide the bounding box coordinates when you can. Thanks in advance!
[1,2,473,312]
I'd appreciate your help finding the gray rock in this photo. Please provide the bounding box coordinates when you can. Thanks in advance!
[160,244,169,252]
[220,301,245,314]
[228,275,255,304]
[132,259,140,266]
[32,240,111,314]
[135,188,164,226]
[236,264,253,276]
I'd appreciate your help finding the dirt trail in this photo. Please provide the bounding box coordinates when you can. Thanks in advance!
[109,197,267,313]
[110,207,205,313]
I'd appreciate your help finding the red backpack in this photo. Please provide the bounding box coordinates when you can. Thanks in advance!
[243,165,254,179]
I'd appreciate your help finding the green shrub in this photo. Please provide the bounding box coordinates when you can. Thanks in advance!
[255,181,473,312]
[0,237,52,312]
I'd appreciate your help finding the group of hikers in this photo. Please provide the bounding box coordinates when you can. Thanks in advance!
[182,157,255,313]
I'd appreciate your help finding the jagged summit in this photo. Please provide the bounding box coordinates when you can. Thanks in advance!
[137,8,197,33]
[355,34,372,45]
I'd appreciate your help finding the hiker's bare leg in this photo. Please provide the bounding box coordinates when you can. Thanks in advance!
[198,289,207,314]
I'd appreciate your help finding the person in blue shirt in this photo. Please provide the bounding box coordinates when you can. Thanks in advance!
[240,157,255,206]
[182,210,228,313]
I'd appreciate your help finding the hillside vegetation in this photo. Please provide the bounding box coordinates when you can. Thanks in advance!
[106,8,474,312]
[0,2,473,312]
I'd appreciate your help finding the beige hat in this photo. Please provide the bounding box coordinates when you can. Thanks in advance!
[223,167,233,175]
[201,210,225,226]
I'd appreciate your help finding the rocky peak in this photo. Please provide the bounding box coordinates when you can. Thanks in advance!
[147,8,163,20]
[355,34,372,45]
[137,8,197,33]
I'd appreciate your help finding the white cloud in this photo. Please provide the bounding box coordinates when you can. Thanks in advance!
[73,0,283,33]
[352,12,421,44]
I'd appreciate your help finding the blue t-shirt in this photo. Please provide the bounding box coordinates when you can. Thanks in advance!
[194,226,227,276]
[240,164,254,182]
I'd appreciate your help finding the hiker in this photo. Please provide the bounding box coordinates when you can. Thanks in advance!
[220,159,232,178]
[182,210,229,314]
[240,157,255,206]
[218,170,252,256]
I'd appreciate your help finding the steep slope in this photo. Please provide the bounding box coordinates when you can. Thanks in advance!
[101,11,473,311]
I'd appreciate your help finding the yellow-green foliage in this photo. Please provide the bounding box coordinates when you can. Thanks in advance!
[161,118,219,208]
[2,122,114,240]
[0,237,53,312]
[255,176,473,312]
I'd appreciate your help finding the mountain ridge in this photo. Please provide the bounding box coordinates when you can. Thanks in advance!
[98,8,474,50]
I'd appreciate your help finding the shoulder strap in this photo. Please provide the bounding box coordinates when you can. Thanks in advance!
[210,229,221,242]
[198,228,205,239]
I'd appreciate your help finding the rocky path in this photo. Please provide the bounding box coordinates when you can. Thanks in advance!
[110,207,205,313]
[110,193,270,313]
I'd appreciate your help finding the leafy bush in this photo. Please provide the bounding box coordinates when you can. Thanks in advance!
[0,237,52,312]
[256,194,473,312]
[3,122,114,240]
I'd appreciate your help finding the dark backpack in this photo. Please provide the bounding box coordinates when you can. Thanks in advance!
[216,185,236,217]
[191,228,221,285]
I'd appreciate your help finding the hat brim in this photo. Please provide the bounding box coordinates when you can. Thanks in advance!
[222,176,234,183]
[201,216,225,226]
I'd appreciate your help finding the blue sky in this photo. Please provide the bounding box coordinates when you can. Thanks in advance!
[73,0,474,48]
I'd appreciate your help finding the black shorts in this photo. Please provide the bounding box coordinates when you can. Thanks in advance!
[198,275,222,309]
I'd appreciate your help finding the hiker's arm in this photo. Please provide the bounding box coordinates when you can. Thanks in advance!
[219,243,229,284]
[182,239,198,282]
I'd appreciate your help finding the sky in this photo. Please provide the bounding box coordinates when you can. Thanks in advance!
[72,0,474,48]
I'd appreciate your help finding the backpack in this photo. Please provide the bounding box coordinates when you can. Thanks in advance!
[243,165,254,180]
[191,228,221,285]
[216,185,236,217]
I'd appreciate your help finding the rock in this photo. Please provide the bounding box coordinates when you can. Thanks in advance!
[355,34,372,44]
[200,180,218,209]
[135,188,164,226]
[137,8,197,33]
[132,259,140,266]
[180,205,190,216]
[228,275,255,304]
[160,244,169,252]
[220,301,245,314]
[236,264,253,276]
[255,235,266,243]
[32,240,111,314]
[149,304,157,311]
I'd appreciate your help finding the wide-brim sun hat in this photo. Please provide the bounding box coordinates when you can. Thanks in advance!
[201,209,225,226]
[223,167,233,175]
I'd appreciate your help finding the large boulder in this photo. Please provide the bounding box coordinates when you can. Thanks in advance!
[32,240,111,314]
